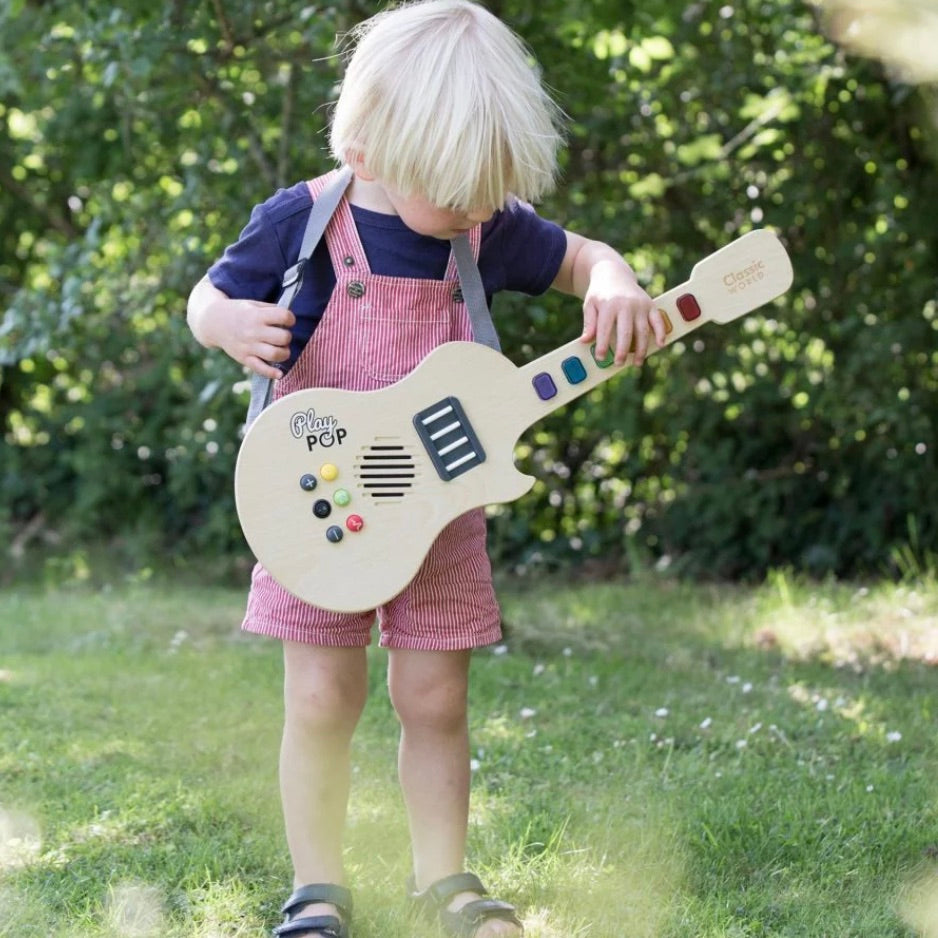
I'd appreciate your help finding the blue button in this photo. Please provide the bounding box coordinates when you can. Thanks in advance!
[532,372,557,400]
[561,356,588,384]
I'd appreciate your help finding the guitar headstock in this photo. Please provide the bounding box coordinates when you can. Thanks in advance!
[683,228,794,324]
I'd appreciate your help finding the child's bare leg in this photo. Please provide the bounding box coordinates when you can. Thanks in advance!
[388,648,521,938]
[279,642,368,925]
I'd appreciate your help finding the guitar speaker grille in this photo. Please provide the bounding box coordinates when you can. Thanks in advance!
[355,443,417,500]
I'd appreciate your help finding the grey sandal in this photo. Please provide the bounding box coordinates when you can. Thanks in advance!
[273,883,352,938]
[409,872,523,937]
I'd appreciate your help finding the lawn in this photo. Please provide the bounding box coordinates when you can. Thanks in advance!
[1,571,937,936]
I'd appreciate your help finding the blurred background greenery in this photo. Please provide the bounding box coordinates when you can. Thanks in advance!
[1,0,936,587]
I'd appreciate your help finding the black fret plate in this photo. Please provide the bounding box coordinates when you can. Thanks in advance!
[413,397,486,482]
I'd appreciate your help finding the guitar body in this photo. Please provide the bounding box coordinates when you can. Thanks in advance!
[235,341,536,611]
[236,228,794,612]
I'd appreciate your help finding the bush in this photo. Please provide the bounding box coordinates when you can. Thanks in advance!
[2,0,936,580]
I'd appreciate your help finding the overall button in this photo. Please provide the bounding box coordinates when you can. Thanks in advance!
[326,525,344,543]
[347,280,365,299]
[299,473,318,491]
[333,489,351,507]
[343,255,355,267]
[532,372,557,400]
[320,464,339,482]
[313,499,332,519]
[452,286,464,303]
[561,355,587,384]
[346,514,364,532]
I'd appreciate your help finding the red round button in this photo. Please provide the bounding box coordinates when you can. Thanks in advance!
[346,514,364,532]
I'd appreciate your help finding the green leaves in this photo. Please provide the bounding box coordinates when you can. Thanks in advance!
[1,0,937,579]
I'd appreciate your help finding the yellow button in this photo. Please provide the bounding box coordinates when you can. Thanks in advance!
[320,464,339,482]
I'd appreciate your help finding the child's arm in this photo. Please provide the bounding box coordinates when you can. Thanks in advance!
[552,231,667,366]
[186,276,295,380]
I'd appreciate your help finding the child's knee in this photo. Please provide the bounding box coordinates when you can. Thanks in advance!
[390,669,469,733]
[283,647,368,736]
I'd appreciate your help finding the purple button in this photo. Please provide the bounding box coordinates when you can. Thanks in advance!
[532,372,558,400]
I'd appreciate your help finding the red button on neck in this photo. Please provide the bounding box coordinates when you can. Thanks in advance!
[676,293,702,322]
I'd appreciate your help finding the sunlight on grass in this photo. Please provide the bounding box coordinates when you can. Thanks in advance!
[179,879,267,938]
[898,866,938,938]
[502,570,938,670]
[2,578,937,934]
[0,807,41,870]
[752,571,938,668]
[105,882,165,937]
[532,811,683,938]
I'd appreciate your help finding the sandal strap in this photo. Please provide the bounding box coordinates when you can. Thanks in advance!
[281,884,353,919]
[420,872,488,907]
[410,873,522,937]
[440,897,521,936]
[273,916,345,938]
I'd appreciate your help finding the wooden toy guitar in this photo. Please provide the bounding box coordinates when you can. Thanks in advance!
[235,229,793,612]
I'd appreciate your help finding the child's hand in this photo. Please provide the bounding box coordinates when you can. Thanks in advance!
[187,278,295,380]
[553,232,667,366]
[580,259,667,366]
[214,298,296,380]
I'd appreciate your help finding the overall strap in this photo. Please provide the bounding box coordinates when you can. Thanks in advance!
[245,165,354,426]
[449,233,501,353]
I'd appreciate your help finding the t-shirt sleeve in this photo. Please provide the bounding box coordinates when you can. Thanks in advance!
[480,200,568,297]
[206,190,301,302]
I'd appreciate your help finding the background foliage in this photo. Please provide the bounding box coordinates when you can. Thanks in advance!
[1,0,937,583]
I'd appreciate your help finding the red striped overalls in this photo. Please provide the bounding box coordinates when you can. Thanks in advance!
[242,171,502,650]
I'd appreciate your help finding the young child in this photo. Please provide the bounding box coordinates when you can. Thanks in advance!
[187,2,666,936]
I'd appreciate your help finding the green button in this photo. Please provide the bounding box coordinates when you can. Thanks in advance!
[333,489,351,507]
[590,343,615,368]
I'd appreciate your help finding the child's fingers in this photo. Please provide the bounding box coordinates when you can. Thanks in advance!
[649,305,669,347]
[613,310,635,364]
[245,355,286,380]
[261,323,294,351]
[624,312,650,365]
[580,303,598,344]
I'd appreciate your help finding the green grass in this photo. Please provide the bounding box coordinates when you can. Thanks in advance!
[1,571,937,936]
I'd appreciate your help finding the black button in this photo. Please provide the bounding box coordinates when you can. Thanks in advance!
[313,499,332,518]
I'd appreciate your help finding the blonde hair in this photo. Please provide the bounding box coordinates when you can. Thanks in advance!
[329,0,564,211]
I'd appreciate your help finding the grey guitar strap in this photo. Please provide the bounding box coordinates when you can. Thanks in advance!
[450,232,501,353]
[245,165,354,426]
[245,167,500,425]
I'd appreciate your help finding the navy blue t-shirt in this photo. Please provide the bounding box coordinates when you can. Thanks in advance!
[207,181,568,368]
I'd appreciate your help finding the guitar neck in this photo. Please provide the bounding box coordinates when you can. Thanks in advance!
[512,279,710,432]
